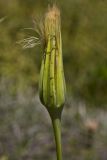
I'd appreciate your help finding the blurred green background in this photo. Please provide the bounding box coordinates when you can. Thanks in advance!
[0,0,107,160]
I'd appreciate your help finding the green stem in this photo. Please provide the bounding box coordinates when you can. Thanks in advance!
[51,117,62,160]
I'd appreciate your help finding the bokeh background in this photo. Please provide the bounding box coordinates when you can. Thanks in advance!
[0,0,107,160]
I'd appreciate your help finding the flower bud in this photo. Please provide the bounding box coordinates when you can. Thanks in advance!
[39,5,66,110]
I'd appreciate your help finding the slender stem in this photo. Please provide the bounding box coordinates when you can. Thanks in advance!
[51,117,62,160]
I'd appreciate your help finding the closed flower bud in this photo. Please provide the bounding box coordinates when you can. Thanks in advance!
[39,5,66,112]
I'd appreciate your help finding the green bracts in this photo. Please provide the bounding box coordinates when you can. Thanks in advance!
[39,6,66,110]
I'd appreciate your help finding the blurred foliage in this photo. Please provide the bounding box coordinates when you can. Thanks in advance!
[0,0,107,105]
[0,0,107,159]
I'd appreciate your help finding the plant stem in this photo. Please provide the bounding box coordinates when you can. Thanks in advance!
[52,117,62,160]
